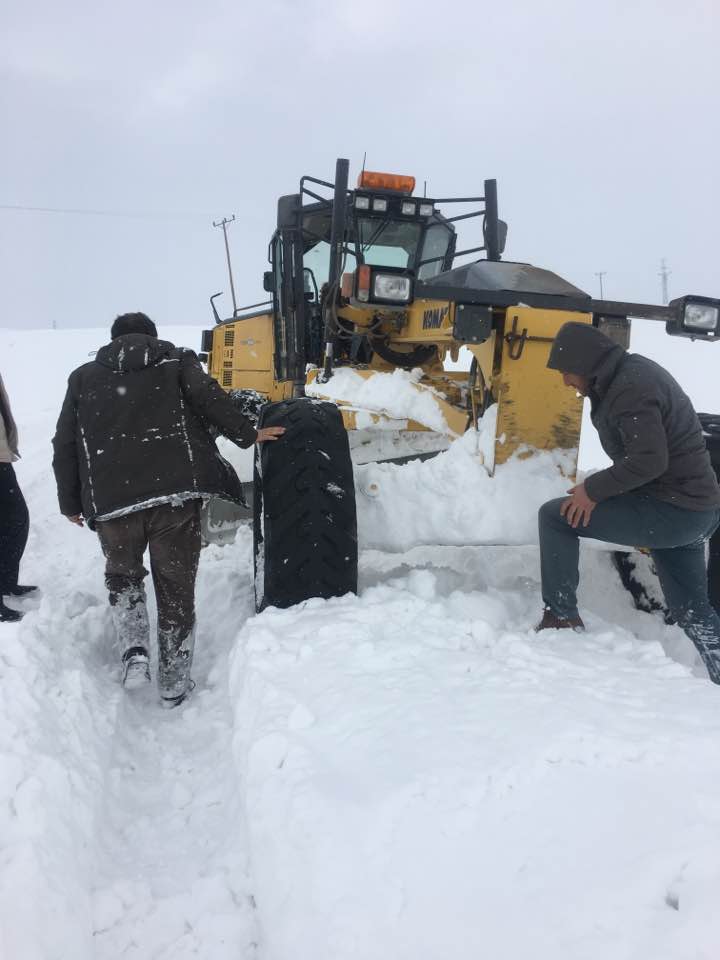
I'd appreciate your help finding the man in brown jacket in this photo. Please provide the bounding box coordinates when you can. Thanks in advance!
[0,370,37,622]
[52,313,283,706]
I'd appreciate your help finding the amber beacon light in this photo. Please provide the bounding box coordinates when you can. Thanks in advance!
[356,170,416,194]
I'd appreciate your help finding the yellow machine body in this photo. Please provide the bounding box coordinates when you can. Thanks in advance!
[205,297,592,477]
[207,312,293,402]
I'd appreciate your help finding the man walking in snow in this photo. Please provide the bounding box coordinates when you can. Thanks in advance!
[0,369,37,622]
[536,321,720,685]
[52,313,284,706]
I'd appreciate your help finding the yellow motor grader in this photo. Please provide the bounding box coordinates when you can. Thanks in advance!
[200,159,720,611]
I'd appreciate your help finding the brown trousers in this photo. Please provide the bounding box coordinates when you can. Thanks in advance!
[96,500,201,691]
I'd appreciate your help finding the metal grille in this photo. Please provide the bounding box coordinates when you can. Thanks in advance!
[222,369,233,387]
[224,328,234,346]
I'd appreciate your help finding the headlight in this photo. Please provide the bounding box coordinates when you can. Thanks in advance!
[401,201,416,215]
[373,274,411,301]
[372,197,388,212]
[684,302,719,332]
[355,195,370,210]
[666,295,720,339]
[418,202,434,217]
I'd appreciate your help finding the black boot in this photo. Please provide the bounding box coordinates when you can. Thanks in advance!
[5,585,38,597]
[0,600,23,623]
[535,608,585,632]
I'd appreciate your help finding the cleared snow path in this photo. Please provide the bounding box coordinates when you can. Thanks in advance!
[0,361,259,959]
[90,540,258,959]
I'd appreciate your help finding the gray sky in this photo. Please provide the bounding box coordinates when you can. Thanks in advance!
[1,0,719,331]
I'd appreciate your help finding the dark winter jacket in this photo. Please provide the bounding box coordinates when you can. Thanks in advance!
[52,334,257,526]
[547,322,720,510]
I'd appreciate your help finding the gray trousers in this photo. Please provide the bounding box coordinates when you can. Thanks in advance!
[96,500,201,693]
[539,492,720,683]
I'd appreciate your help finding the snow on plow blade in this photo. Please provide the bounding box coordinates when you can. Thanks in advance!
[305,366,465,465]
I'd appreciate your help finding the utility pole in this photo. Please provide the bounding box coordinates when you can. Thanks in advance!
[594,271,607,299]
[659,258,671,305]
[213,215,238,315]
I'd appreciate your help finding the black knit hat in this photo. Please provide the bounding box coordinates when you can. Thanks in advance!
[110,312,158,339]
[547,321,620,376]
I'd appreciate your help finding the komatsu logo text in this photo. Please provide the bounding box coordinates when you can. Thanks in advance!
[422,306,449,330]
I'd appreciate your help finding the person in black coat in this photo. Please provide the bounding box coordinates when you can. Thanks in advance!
[0,370,37,622]
[52,313,283,705]
[537,322,720,686]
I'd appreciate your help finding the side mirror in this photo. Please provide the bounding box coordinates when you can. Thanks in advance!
[263,271,275,293]
[277,193,300,229]
[497,219,508,256]
[303,267,319,302]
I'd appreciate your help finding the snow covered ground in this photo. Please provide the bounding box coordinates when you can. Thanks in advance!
[1,324,719,959]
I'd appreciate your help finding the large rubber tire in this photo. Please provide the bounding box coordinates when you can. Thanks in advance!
[614,415,720,618]
[699,414,720,612]
[253,398,358,612]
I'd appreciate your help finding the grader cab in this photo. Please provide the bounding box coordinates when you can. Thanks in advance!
[201,158,720,612]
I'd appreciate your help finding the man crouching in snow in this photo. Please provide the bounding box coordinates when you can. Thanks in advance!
[52,313,284,707]
[536,321,720,685]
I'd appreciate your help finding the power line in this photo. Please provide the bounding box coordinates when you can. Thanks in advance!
[0,203,211,220]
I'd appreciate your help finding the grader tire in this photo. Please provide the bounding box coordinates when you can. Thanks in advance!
[253,398,358,612]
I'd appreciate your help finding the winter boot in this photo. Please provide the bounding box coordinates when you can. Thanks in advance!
[160,679,196,709]
[108,581,150,664]
[0,600,23,623]
[158,622,196,708]
[121,646,151,689]
[535,609,585,632]
[6,584,38,597]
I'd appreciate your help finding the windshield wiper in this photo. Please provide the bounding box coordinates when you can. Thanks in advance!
[361,217,391,254]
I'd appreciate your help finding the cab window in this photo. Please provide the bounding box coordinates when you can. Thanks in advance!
[417,224,454,280]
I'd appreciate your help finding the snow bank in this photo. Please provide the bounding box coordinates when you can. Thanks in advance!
[356,421,573,551]
[230,548,720,960]
[306,366,452,434]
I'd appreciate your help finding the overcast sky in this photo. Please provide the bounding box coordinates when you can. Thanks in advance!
[1,0,718,332]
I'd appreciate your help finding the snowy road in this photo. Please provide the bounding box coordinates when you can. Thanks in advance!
[2,327,720,959]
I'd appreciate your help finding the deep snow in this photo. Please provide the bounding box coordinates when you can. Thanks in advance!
[1,324,719,960]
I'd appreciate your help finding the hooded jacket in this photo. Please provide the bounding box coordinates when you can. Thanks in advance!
[52,334,257,526]
[547,322,720,510]
[0,371,19,463]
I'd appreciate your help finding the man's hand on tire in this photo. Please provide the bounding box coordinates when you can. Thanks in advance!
[256,426,286,443]
[66,514,85,526]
